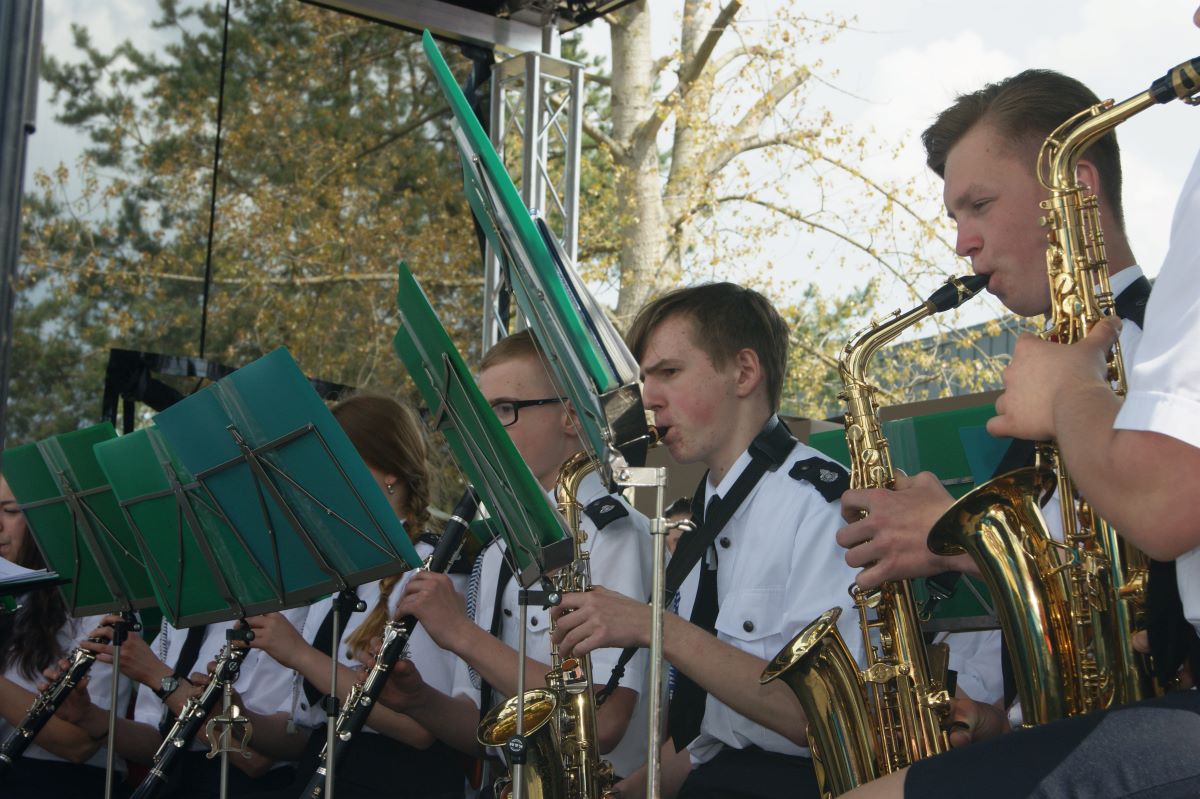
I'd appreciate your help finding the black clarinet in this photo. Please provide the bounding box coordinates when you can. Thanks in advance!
[0,637,106,774]
[300,487,479,799]
[131,630,251,799]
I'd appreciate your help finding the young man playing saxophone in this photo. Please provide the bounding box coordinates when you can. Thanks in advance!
[840,12,1200,798]
[381,329,653,786]
[550,282,863,799]
[834,66,1161,739]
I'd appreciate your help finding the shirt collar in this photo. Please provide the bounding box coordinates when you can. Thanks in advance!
[1109,263,1143,299]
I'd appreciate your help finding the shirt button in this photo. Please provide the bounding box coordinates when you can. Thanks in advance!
[530,617,539,627]
[719,537,731,549]
[503,609,513,617]
[743,620,754,633]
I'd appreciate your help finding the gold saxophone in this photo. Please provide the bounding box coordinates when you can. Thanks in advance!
[928,58,1200,723]
[478,450,617,799]
[761,274,988,798]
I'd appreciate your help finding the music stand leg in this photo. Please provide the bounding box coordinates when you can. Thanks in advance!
[106,614,137,799]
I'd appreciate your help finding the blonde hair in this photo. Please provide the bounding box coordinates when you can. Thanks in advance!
[333,394,431,658]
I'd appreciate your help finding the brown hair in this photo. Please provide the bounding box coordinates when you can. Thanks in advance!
[922,69,1125,230]
[0,475,69,680]
[333,395,431,659]
[479,328,542,372]
[626,282,790,412]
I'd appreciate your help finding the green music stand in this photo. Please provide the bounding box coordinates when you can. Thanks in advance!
[393,262,572,587]
[4,423,156,616]
[94,426,287,628]
[3,423,158,798]
[422,31,653,481]
[149,348,421,609]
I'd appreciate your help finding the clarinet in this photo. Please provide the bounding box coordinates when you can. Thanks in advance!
[0,637,106,774]
[300,487,479,799]
[131,631,251,799]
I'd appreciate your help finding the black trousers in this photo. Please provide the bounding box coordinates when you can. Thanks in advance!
[678,745,820,799]
[0,757,130,799]
[905,690,1200,799]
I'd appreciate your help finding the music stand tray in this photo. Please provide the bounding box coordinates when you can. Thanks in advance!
[4,424,157,616]
[393,262,572,587]
[149,347,422,610]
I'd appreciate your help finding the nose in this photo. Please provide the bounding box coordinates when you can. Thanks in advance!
[641,377,664,412]
[954,221,981,259]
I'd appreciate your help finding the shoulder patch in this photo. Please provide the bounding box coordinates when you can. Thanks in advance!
[788,457,850,503]
[583,495,631,530]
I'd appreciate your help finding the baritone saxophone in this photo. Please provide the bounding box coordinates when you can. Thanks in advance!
[762,274,988,797]
[929,56,1200,723]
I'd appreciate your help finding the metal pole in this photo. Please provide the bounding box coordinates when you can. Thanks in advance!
[0,0,41,449]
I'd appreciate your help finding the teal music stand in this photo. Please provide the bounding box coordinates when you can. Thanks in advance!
[422,31,653,481]
[393,262,572,587]
[151,348,421,608]
[94,426,288,628]
[4,423,156,616]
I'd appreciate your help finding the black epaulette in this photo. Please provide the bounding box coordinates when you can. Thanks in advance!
[788,457,850,503]
[583,495,630,530]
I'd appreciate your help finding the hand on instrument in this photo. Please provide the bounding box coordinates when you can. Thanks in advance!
[988,318,1121,442]
[41,660,96,728]
[946,695,1009,748]
[82,616,170,688]
[836,472,964,588]
[245,612,306,668]
[552,585,649,656]
[393,571,473,653]
[377,658,428,714]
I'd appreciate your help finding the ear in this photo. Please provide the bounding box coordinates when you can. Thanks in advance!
[732,348,765,399]
[1075,159,1101,201]
[560,399,581,438]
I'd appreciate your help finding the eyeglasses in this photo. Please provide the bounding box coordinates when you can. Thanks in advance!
[490,397,566,428]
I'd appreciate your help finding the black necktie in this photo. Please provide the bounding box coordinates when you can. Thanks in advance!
[667,494,721,750]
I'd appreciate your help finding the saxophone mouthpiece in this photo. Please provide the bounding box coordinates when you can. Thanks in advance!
[927,274,989,313]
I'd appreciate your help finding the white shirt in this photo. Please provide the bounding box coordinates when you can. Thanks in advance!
[675,437,864,765]
[285,539,467,732]
[134,609,307,755]
[1115,148,1200,636]
[0,612,131,770]
[455,470,653,778]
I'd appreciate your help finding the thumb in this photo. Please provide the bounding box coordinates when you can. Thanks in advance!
[1085,316,1122,353]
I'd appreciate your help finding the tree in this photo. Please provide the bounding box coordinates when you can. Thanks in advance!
[15,0,486,500]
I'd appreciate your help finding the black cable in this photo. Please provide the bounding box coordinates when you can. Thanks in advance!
[197,0,232,360]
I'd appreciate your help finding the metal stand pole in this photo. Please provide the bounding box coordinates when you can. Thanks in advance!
[105,613,138,799]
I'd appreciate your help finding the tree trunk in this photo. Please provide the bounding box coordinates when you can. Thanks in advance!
[609,0,668,328]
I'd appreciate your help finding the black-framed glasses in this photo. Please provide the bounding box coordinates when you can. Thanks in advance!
[490,397,566,428]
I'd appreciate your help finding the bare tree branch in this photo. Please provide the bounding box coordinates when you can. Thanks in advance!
[583,119,625,160]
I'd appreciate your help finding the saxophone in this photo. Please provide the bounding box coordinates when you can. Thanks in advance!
[928,57,1200,725]
[761,274,988,798]
[478,451,616,799]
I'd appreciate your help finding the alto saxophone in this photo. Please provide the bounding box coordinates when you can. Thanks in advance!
[478,451,616,799]
[928,57,1200,725]
[761,274,988,798]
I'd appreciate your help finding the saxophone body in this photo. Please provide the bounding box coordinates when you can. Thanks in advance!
[929,57,1200,724]
[477,451,615,799]
[0,639,103,773]
[762,275,988,797]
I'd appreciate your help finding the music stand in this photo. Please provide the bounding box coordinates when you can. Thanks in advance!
[143,346,421,799]
[4,422,158,799]
[393,262,572,586]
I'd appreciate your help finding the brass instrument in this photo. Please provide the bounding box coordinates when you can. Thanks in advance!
[929,57,1200,724]
[478,451,616,799]
[762,274,989,797]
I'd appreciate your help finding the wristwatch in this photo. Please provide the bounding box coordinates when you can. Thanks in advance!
[154,674,180,700]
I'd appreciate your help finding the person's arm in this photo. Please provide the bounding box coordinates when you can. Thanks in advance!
[836,472,979,587]
[0,674,102,763]
[246,612,434,749]
[988,319,1200,560]
[552,586,808,745]
[374,659,485,756]
[612,737,693,799]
